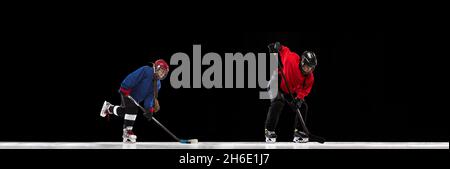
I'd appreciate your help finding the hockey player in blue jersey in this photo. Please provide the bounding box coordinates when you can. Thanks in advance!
[100,59,170,143]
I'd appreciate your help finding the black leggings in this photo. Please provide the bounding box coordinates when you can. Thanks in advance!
[265,91,306,132]
[113,94,138,129]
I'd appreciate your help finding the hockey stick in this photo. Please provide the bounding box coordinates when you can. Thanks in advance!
[127,95,198,144]
[271,48,325,144]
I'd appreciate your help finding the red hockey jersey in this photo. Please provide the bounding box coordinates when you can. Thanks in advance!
[279,46,314,100]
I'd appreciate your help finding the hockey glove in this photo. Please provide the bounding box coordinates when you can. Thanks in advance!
[268,42,282,53]
[294,98,304,109]
[143,109,153,120]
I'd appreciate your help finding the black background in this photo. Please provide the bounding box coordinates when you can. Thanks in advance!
[3,29,446,142]
[1,5,447,169]
[1,7,446,143]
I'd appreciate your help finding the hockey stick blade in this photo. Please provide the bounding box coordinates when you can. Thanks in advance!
[180,139,199,144]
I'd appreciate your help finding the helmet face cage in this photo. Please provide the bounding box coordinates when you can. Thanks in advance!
[300,51,317,75]
[154,59,169,80]
[301,51,317,69]
[155,65,168,80]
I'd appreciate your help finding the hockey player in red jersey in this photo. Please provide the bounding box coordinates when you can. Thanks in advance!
[265,42,317,143]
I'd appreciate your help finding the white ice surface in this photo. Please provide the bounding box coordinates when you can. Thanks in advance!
[0,142,447,149]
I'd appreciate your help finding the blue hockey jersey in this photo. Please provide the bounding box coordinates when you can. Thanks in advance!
[120,66,161,110]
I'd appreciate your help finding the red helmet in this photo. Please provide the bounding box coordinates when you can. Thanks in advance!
[155,59,169,71]
[154,59,169,80]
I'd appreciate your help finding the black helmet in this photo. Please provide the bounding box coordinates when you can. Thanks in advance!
[300,51,317,75]
[300,51,317,69]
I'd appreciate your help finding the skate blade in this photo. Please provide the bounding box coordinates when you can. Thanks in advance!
[265,137,276,143]
[293,137,309,143]
[123,138,136,143]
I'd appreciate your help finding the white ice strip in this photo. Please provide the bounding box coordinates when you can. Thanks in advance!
[0,142,447,149]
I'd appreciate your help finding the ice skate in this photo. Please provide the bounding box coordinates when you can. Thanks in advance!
[100,101,113,117]
[293,129,309,143]
[123,128,137,143]
[265,129,277,143]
